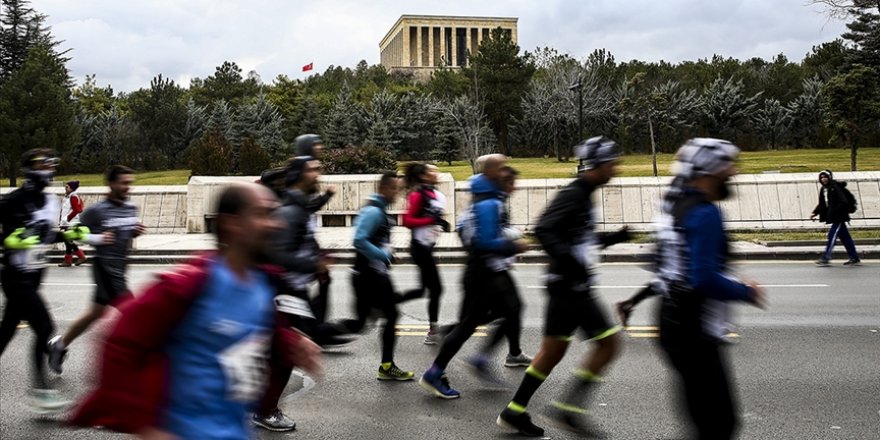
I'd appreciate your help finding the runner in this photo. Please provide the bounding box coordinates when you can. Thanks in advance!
[293,134,337,323]
[254,156,349,432]
[497,136,631,437]
[58,180,86,267]
[419,155,529,399]
[0,149,84,413]
[69,183,323,439]
[652,138,766,440]
[400,163,450,344]
[48,165,144,374]
[342,172,415,381]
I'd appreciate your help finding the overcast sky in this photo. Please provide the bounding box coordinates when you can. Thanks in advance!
[29,0,848,92]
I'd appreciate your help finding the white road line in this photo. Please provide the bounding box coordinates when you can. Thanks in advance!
[525,284,829,289]
[40,282,97,286]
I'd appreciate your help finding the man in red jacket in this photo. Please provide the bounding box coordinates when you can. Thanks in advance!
[70,183,322,439]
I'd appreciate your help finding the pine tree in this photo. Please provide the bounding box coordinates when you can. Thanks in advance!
[236,93,286,161]
[323,83,363,148]
[0,44,77,185]
[752,99,790,150]
[786,77,824,148]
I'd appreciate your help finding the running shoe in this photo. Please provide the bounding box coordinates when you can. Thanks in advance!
[47,336,67,374]
[543,405,607,438]
[496,407,545,437]
[419,370,460,399]
[424,328,442,345]
[27,389,70,415]
[377,362,414,381]
[843,258,861,266]
[252,409,296,432]
[504,352,533,368]
[815,259,830,267]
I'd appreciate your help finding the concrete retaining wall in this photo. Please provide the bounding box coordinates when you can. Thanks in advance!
[455,172,880,231]
[0,185,188,234]
[4,172,879,233]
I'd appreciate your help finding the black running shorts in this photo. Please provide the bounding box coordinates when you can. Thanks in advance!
[92,258,129,306]
[544,280,620,340]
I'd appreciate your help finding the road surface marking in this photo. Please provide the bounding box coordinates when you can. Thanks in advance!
[525,284,828,289]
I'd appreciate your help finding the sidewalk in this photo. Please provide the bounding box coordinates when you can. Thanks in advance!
[44,227,879,265]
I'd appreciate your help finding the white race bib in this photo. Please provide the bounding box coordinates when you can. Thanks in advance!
[217,332,270,403]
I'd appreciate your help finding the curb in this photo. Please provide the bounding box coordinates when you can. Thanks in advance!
[31,248,880,265]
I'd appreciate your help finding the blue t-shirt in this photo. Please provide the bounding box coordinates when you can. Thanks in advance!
[163,259,275,440]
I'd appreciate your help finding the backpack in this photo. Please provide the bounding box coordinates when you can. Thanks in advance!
[841,185,857,214]
[456,193,493,249]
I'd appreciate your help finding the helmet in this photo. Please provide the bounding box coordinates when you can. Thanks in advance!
[574,136,620,173]
[672,138,739,180]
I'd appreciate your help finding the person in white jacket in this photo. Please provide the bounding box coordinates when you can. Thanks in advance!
[58,180,86,267]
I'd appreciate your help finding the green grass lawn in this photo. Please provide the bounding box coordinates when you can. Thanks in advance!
[434,147,880,180]
[47,147,880,186]
[51,169,193,187]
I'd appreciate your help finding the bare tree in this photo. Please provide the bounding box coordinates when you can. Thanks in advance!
[807,0,880,19]
[441,93,495,173]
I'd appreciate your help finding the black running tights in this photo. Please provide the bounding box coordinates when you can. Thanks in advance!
[0,268,54,389]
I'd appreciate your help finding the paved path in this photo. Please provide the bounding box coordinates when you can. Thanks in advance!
[1,262,879,439]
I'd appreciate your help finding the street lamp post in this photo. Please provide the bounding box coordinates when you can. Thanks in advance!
[569,78,584,168]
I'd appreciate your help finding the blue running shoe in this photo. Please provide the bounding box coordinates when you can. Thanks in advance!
[419,369,461,399]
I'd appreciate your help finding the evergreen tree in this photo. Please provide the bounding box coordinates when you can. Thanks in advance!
[841,3,880,69]
[821,65,880,170]
[236,93,286,161]
[126,74,187,168]
[0,0,56,84]
[700,77,762,140]
[0,44,77,185]
[752,99,790,150]
[189,60,261,108]
[323,83,363,148]
[466,27,536,155]
[72,73,114,116]
[787,77,825,147]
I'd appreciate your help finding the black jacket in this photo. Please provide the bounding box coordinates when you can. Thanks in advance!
[812,181,853,224]
[535,179,629,285]
[271,189,319,278]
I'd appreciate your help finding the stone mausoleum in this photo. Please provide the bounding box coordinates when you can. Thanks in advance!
[379,15,518,80]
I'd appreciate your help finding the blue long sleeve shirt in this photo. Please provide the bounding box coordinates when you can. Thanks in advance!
[470,174,517,256]
[353,195,392,264]
[683,202,750,301]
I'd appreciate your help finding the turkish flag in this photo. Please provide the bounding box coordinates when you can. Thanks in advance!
[302,62,313,72]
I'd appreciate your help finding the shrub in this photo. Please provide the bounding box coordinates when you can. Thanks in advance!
[189,129,233,176]
[238,137,272,176]
[322,144,397,174]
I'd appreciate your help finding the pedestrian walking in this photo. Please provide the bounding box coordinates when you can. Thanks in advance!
[811,169,860,266]
[58,180,86,267]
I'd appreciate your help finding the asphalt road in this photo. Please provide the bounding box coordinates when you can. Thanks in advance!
[1,261,878,439]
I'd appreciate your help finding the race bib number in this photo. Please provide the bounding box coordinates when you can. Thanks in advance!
[217,332,270,403]
[10,244,50,272]
[274,294,316,319]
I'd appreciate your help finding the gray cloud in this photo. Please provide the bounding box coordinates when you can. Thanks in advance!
[31,0,847,92]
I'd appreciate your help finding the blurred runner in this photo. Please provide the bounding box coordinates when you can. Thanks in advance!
[48,165,144,374]
[69,183,322,439]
